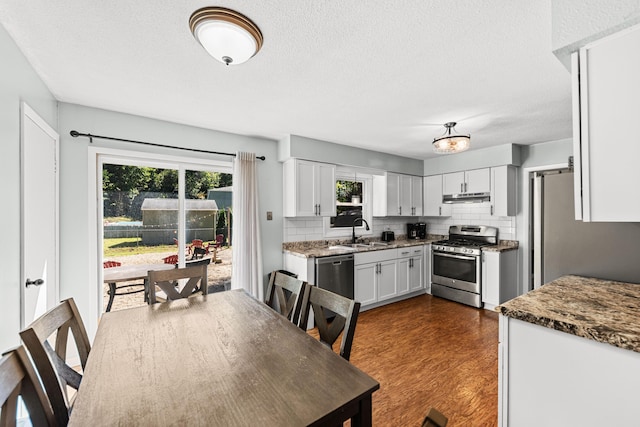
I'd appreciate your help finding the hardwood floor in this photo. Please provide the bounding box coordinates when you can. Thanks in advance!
[330,294,499,426]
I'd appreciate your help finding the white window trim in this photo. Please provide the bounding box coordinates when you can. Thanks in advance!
[323,169,373,239]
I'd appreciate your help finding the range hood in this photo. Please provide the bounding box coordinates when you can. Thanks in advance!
[443,192,490,204]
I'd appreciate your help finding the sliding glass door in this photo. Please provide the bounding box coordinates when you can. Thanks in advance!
[99,155,232,312]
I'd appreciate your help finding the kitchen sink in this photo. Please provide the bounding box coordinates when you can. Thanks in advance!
[328,242,389,250]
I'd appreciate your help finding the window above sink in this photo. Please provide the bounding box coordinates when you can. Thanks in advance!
[323,167,374,239]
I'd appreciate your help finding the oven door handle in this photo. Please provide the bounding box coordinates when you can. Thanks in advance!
[433,252,476,261]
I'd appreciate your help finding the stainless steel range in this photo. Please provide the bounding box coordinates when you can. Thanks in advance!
[431,225,498,308]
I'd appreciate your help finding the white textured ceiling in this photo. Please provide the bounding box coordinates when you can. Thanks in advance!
[0,1,572,159]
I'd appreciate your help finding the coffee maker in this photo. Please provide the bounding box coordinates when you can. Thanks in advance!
[407,222,427,240]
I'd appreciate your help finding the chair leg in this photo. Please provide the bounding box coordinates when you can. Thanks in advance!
[106,282,116,312]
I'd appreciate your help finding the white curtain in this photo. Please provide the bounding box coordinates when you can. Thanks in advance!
[231,152,264,299]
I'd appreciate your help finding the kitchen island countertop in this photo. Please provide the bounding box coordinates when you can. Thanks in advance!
[498,275,640,353]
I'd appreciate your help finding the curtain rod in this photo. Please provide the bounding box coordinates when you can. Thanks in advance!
[69,130,266,160]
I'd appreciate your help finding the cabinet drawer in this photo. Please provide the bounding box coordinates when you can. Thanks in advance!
[354,248,398,265]
[397,245,423,258]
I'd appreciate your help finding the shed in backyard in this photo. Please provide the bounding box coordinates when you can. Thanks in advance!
[141,198,218,245]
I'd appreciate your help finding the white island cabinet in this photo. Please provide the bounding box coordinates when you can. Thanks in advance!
[572,25,640,221]
[283,159,335,217]
[498,276,640,426]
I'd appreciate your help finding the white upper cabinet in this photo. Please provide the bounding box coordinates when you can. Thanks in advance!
[573,25,640,221]
[283,159,336,217]
[490,166,517,217]
[443,168,490,194]
[374,172,423,216]
[423,175,451,217]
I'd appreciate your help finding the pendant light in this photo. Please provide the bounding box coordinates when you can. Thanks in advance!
[189,7,263,66]
[432,122,471,154]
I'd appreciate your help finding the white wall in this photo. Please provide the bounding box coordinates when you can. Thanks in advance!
[0,25,58,350]
[57,103,282,339]
[426,204,516,241]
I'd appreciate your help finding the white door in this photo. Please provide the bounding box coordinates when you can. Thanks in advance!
[21,103,59,328]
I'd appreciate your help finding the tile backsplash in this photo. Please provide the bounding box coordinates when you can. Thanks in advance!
[283,203,516,242]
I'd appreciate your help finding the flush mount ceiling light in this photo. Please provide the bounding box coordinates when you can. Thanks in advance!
[189,7,263,66]
[432,122,471,154]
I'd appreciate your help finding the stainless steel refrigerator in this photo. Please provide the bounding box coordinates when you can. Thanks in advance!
[532,170,640,288]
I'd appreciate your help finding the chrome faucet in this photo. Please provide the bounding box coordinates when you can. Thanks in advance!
[352,217,370,244]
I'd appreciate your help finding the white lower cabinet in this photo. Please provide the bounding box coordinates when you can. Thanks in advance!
[397,246,424,295]
[482,249,518,310]
[376,260,398,301]
[355,246,425,309]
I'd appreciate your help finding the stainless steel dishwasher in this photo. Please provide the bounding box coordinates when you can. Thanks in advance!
[315,254,354,299]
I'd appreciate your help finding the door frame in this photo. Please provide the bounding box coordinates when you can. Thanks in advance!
[20,102,60,328]
[521,163,567,294]
[87,146,231,336]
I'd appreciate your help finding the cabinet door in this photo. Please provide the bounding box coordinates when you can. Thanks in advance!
[399,174,413,216]
[386,173,401,216]
[443,171,465,194]
[577,27,640,221]
[466,168,491,193]
[491,166,516,217]
[355,263,377,306]
[409,255,424,291]
[424,244,432,294]
[295,160,318,216]
[397,257,410,295]
[411,176,423,216]
[424,175,451,216]
[316,162,336,216]
[482,251,500,307]
[377,260,398,301]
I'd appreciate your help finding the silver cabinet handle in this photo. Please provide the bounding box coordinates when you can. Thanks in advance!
[439,206,441,216]
[399,206,402,215]
[25,278,44,287]
[491,205,494,215]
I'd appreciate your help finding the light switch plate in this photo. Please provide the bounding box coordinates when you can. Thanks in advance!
[266,211,273,220]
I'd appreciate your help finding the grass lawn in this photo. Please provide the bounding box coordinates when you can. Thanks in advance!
[104,237,174,257]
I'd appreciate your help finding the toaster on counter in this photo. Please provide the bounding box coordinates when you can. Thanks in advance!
[381,231,395,242]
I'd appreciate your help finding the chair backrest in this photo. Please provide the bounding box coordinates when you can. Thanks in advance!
[422,407,448,427]
[191,239,203,248]
[298,286,361,361]
[103,260,121,268]
[163,254,178,265]
[0,345,56,427]
[214,234,224,247]
[19,298,91,426]
[147,264,208,304]
[265,271,306,325]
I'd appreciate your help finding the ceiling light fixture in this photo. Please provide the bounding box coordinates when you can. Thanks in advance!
[189,7,263,66]
[432,122,471,154]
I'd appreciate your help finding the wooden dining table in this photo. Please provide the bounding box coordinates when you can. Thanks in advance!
[69,290,379,426]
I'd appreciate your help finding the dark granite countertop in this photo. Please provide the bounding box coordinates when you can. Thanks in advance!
[283,235,445,258]
[483,240,519,252]
[498,275,640,353]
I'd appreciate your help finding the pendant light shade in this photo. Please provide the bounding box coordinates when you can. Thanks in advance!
[432,122,470,154]
[189,7,263,66]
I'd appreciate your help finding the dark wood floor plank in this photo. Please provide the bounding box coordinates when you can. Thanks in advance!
[311,294,498,426]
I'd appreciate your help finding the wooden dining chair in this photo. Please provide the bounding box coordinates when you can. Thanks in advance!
[0,345,56,427]
[147,264,208,304]
[421,407,448,427]
[298,286,361,361]
[265,271,306,325]
[19,298,91,426]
